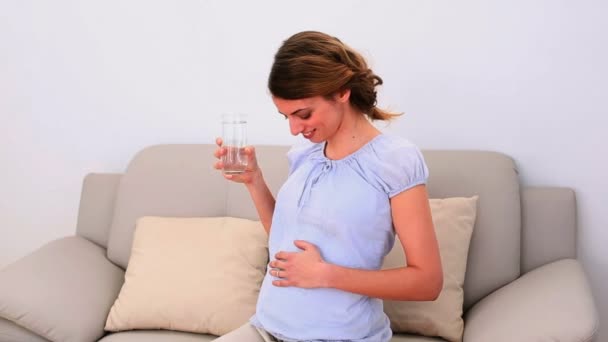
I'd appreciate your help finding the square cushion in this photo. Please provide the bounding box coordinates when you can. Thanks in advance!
[105,216,268,336]
[383,196,478,342]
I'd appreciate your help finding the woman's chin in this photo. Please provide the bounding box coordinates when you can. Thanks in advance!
[308,135,323,143]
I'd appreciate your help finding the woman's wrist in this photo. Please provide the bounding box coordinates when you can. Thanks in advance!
[245,168,265,189]
[319,262,337,288]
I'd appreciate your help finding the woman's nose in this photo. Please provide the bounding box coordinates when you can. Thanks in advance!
[289,117,303,136]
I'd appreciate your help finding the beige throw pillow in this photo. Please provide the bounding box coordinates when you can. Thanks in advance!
[383,196,478,342]
[105,216,268,336]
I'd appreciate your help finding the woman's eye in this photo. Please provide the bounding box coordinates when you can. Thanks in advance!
[281,112,311,120]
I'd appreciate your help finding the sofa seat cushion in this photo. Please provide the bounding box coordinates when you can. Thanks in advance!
[391,333,447,341]
[99,330,216,342]
[99,331,445,342]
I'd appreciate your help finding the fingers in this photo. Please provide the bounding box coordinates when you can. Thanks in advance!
[244,146,257,164]
[269,260,286,269]
[213,138,226,160]
[268,266,284,278]
[269,268,290,287]
[213,146,226,159]
[268,257,294,287]
[274,251,290,261]
[269,264,293,287]
[269,268,283,278]
[293,240,315,251]
[272,279,291,287]
[269,260,288,279]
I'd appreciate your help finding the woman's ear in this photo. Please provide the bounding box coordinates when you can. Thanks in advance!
[335,88,351,103]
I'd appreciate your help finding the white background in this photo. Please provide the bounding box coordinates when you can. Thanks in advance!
[1,0,606,339]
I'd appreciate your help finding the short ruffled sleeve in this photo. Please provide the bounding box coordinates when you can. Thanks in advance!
[286,142,322,176]
[362,136,429,198]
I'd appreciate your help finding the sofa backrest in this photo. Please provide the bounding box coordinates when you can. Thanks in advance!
[103,144,522,310]
[422,151,521,309]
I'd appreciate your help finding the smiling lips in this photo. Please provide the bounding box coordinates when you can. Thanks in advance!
[302,129,316,139]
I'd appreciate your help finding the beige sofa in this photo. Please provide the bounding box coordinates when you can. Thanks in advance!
[0,144,599,342]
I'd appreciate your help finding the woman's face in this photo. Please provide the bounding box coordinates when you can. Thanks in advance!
[272,93,349,143]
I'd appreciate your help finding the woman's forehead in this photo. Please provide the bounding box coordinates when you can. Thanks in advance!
[273,96,325,113]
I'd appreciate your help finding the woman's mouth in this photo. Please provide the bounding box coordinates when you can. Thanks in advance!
[302,129,316,139]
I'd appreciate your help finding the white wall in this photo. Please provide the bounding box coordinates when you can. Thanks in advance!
[1,0,606,339]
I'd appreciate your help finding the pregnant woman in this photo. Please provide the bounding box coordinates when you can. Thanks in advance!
[213,31,443,342]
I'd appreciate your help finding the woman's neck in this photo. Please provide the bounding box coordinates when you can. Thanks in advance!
[324,113,380,160]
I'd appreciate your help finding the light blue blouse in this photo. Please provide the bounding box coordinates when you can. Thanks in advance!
[250,134,429,342]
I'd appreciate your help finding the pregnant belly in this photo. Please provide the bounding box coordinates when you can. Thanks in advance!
[255,274,374,340]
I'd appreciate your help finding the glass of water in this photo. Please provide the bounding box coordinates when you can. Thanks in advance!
[221,113,248,174]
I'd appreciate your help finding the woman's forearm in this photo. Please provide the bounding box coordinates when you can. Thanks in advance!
[322,264,443,301]
[245,171,276,234]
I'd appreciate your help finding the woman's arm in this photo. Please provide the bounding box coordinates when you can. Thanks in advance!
[270,185,443,301]
[244,170,275,234]
[214,139,276,234]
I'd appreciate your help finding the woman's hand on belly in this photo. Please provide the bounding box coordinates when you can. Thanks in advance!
[268,240,331,289]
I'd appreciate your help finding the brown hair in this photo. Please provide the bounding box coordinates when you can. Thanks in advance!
[268,31,400,121]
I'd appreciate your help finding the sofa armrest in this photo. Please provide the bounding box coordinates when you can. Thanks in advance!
[521,186,577,273]
[0,317,49,342]
[463,259,598,342]
[0,236,124,342]
[77,173,122,249]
